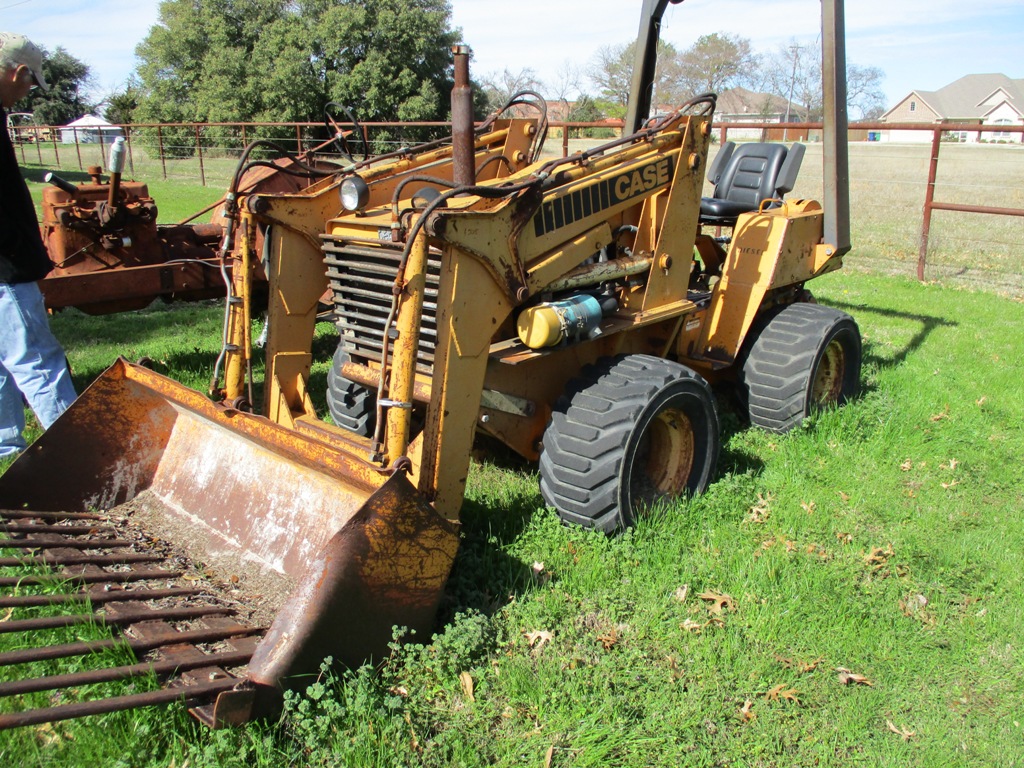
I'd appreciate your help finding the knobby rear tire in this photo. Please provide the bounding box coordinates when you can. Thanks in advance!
[539,354,720,533]
[738,302,861,434]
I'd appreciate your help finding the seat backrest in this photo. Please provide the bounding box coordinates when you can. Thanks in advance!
[711,142,790,208]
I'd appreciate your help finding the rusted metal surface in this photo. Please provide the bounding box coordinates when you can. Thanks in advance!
[0,586,201,609]
[917,128,943,282]
[0,508,264,730]
[39,179,227,314]
[914,125,1024,280]
[246,472,459,689]
[451,46,475,187]
[0,360,461,727]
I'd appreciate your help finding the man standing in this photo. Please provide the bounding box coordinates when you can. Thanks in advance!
[0,33,76,458]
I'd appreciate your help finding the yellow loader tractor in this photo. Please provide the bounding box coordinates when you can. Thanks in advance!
[0,0,858,729]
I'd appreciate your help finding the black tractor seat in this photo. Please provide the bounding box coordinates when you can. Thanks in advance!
[699,141,805,228]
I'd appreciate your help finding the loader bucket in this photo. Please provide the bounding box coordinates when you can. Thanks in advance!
[0,359,459,726]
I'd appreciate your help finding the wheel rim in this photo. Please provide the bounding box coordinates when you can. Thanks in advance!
[632,405,696,502]
[811,339,846,405]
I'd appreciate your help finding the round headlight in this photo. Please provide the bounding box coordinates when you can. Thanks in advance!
[339,175,370,211]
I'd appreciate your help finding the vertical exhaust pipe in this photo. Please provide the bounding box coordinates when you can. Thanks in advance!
[451,45,475,187]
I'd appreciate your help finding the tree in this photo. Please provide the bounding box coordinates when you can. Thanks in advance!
[847,64,886,119]
[103,77,141,125]
[674,33,759,99]
[134,0,461,130]
[763,42,887,121]
[479,67,544,114]
[13,46,95,125]
[567,94,609,138]
[588,38,679,117]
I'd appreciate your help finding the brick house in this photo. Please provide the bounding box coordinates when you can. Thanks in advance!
[881,73,1024,143]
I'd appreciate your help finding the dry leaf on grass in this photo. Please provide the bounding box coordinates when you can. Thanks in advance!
[836,667,873,686]
[738,699,756,722]
[776,655,822,674]
[674,584,690,603]
[597,629,618,650]
[459,671,475,702]
[976,396,987,407]
[524,630,553,654]
[886,720,915,741]
[900,459,913,471]
[531,562,551,584]
[864,545,894,570]
[839,491,851,503]
[33,722,70,747]
[945,458,960,471]
[801,500,817,515]
[680,618,705,633]
[930,405,949,422]
[765,684,801,704]
[836,532,853,545]
[746,493,772,524]
[544,745,555,768]
[698,590,735,615]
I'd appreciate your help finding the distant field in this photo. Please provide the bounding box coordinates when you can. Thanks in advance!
[19,133,1024,296]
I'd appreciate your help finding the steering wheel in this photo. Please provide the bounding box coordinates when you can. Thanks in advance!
[324,102,369,162]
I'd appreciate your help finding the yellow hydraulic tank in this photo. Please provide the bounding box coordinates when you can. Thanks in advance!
[516,294,604,349]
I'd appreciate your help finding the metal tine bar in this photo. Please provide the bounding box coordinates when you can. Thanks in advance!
[0,538,133,550]
[0,605,234,634]
[0,586,202,609]
[0,569,182,588]
[0,624,262,666]
[0,677,242,730]
[0,510,102,521]
[0,523,117,535]
[0,649,255,697]
[0,552,165,567]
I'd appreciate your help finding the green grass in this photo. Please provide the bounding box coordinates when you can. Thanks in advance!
[2,268,1023,766]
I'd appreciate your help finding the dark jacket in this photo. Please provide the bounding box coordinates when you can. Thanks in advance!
[0,106,52,284]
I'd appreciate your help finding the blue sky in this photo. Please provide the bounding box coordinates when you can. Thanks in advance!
[2,0,1022,110]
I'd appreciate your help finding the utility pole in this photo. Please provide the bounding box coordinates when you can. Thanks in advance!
[783,44,799,141]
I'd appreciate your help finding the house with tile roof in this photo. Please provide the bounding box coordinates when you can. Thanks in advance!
[881,74,1024,143]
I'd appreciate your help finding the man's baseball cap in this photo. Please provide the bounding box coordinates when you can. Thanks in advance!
[0,33,49,92]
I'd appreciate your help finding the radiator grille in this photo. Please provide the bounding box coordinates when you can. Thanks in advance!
[322,237,442,374]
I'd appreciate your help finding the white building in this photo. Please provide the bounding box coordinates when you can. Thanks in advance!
[881,74,1024,143]
[60,115,125,144]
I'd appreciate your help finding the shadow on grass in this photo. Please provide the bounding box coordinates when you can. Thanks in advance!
[827,298,956,372]
[437,438,540,627]
[22,167,97,185]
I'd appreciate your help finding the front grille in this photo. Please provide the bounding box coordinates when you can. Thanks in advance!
[322,238,442,374]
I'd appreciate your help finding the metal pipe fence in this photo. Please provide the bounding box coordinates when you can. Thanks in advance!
[12,118,1024,296]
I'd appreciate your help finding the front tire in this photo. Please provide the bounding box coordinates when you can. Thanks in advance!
[738,302,861,433]
[326,343,376,437]
[539,355,720,533]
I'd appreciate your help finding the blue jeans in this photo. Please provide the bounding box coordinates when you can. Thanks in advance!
[0,281,77,457]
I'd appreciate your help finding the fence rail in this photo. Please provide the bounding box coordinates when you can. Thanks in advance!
[12,118,1024,296]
